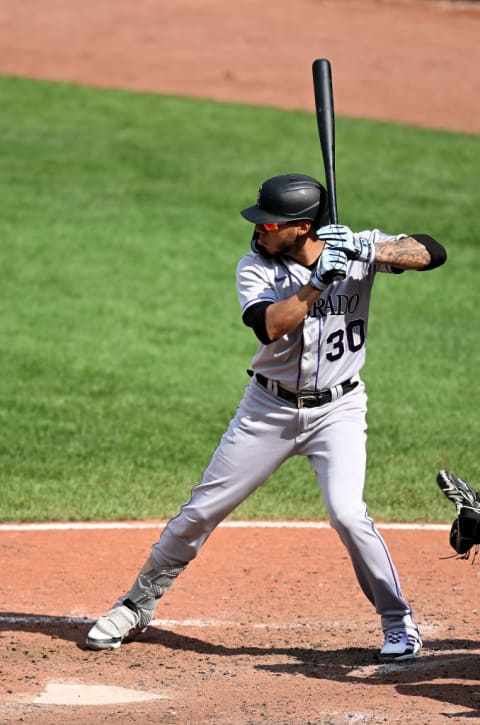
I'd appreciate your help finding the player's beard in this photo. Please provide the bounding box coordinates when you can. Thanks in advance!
[280,231,309,258]
[256,228,310,259]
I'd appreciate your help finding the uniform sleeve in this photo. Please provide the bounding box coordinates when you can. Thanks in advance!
[236,252,278,316]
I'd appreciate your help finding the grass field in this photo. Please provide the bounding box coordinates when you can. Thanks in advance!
[0,75,478,523]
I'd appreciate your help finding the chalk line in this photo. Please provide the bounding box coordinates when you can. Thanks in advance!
[0,520,450,531]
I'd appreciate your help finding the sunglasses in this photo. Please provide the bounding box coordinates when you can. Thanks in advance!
[257,222,282,232]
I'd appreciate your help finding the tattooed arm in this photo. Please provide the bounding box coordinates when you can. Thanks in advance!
[375,234,446,271]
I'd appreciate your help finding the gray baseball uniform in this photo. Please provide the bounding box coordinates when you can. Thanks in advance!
[149,228,417,634]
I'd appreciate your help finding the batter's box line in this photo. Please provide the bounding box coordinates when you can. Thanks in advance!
[0,614,367,630]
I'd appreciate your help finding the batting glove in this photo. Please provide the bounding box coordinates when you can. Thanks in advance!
[310,247,348,290]
[316,224,376,265]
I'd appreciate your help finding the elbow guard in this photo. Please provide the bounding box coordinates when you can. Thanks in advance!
[411,234,447,271]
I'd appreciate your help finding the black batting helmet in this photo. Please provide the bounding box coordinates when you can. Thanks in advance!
[240,173,327,225]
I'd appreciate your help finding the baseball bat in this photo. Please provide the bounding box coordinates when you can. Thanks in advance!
[312,58,338,224]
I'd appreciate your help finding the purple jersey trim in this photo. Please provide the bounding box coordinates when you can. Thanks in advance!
[286,269,306,287]
[314,316,323,390]
[296,335,305,390]
[241,296,277,314]
[367,515,404,598]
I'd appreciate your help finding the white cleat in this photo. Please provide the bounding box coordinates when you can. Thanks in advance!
[85,558,185,651]
[86,603,145,651]
[379,628,422,663]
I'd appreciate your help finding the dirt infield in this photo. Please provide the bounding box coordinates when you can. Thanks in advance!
[1,0,480,133]
[1,523,480,723]
[1,0,480,722]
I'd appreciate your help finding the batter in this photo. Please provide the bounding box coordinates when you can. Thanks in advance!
[86,173,446,661]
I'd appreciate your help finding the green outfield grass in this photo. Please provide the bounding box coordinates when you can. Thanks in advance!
[0,75,478,523]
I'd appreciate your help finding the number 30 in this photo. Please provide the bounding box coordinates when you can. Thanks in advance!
[326,319,365,361]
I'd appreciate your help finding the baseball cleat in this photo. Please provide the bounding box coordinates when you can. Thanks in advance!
[86,602,145,650]
[379,628,422,663]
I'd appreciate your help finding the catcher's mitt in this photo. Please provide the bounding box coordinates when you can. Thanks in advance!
[436,470,480,562]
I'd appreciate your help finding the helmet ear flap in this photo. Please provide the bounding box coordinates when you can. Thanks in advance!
[312,186,329,229]
[251,231,260,253]
[250,231,272,257]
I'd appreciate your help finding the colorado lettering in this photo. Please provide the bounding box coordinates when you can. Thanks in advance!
[308,293,360,318]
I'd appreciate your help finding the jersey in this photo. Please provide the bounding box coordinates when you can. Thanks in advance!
[236,228,405,391]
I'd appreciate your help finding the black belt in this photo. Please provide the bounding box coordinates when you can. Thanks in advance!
[251,371,358,409]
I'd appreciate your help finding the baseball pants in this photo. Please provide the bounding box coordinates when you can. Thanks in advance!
[150,380,416,632]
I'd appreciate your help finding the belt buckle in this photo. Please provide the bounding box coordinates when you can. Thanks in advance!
[297,394,319,409]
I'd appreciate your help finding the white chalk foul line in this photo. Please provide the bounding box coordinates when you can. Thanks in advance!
[0,615,95,625]
[0,520,450,531]
[0,614,326,628]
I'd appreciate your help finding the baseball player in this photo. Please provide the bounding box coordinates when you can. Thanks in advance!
[86,173,447,661]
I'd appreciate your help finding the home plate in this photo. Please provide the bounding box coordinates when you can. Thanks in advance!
[33,682,169,705]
